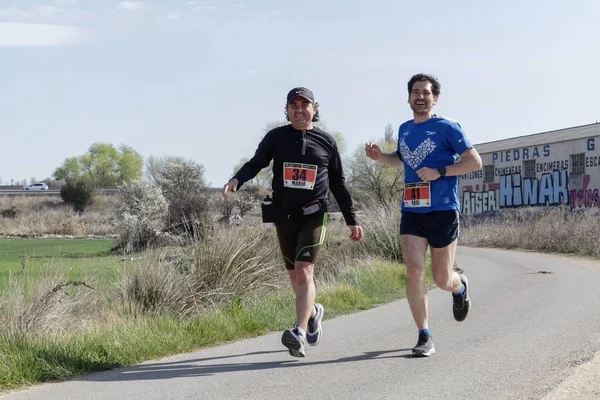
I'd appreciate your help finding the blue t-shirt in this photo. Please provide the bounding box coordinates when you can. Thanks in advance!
[397,116,472,213]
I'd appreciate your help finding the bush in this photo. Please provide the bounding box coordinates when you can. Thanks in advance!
[355,204,403,262]
[460,207,600,257]
[1,275,99,338]
[120,226,285,316]
[114,180,168,253]
[60,179,95,213]
[1,206,18,219]
[152,161,212,234]
[167,191,212,236]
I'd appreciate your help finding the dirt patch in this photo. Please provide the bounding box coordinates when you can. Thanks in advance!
[543,350,600,400]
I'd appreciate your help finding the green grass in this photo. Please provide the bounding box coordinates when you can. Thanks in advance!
[0,239,120,291]
[0,259,431,392]
[0,239,114,260]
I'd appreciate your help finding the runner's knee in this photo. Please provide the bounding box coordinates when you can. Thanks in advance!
[406,264,426,283]
[432,268,454,291]
[294,262,314,285]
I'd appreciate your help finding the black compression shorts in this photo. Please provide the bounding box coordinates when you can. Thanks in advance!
[275,211,328,270]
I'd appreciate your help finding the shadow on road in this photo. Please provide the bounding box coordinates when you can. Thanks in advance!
[76,348,415,382]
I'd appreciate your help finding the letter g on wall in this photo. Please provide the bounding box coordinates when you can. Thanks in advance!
[588,138,596,151]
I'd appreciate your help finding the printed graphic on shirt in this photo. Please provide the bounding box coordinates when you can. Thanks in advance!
[403,182,431,208]
[399,137,437,170]
[283,162,318,190]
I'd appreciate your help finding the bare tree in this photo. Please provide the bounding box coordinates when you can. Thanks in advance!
[235,191,259,216]
[218,197,236,219]
[384,124,395,143]
[347,125,403,208]
[151,159,211,229]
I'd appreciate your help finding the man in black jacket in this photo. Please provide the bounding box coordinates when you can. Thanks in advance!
[223,87,363,357]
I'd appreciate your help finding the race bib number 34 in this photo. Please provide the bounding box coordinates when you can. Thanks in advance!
[283,162,317,190]
[403,182,431,207]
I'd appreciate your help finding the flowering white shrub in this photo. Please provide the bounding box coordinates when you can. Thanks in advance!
[114,180,168,253]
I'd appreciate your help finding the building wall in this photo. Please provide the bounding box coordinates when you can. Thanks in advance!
[459,136,600,215]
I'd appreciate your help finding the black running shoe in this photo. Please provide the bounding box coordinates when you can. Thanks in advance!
[412,333,435,357]
[306,303,324,346]
[281,327,307,357]
[453,274,470,322]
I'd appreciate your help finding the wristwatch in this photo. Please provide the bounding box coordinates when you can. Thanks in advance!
[437,166,447,178]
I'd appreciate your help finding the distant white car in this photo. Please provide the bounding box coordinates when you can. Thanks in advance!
[22,183,49,191]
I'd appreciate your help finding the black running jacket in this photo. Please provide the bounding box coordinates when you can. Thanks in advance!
[233,124,358,226]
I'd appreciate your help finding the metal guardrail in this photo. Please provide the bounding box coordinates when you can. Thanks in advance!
[0,188,120,196]
[0,187,222,196]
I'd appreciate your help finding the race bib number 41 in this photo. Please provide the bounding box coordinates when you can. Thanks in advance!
[283,162,317,190]
[403,182,431,207]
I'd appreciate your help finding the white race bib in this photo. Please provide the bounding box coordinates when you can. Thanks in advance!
[283,162,318,190]
[403,182,431,207]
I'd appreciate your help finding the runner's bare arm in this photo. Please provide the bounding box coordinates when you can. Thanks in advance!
[417,148,482,182]
[445,148,482,176]
[365,142,403,168]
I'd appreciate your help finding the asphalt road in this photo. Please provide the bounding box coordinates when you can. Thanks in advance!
[3,247,600,400]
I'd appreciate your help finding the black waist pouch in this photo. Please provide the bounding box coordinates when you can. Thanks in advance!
[301,200,323,215]
[261,197,277,224]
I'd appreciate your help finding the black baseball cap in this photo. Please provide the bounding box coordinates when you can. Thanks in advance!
[286,87,315,104]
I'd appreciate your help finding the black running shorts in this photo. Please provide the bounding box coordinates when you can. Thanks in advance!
[275,211,328,270]
[400,210,459,248]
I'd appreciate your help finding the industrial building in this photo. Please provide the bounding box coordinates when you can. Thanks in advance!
[458,123,600,215]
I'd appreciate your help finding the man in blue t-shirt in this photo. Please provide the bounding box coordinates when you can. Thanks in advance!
[365,73,482,357]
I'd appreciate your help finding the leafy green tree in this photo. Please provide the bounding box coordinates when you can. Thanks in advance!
[60,178,96,213]
[53,143,143,187]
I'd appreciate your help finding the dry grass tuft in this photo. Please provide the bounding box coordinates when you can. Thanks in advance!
[460,207,600,257]
[118,225,287,317]
[0,273,103,338]
[0,195,116,237]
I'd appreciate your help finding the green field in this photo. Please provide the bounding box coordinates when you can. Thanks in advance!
[0,238,121,290]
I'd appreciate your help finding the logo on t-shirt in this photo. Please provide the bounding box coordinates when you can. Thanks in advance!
[399,138,437,170]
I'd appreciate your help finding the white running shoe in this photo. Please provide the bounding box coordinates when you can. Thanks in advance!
[306,303,324,346]
[281,327,307,357]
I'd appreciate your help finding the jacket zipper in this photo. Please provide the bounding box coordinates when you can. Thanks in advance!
[302,130,307,155]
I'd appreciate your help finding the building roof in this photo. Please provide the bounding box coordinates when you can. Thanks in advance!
[475,122,600,154]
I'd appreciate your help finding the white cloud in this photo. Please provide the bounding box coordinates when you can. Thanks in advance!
[268,10,283,16]
[0,22,87,47]
[185,1,196,4]
[0,4,89,23]
[53,0,79,6]
[118,1,144,10]
[234,4,246,8]
[168,12,180,20]
[195,5,217,11]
